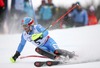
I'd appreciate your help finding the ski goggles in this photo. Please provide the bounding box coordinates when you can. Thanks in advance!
[22,24,30,30]
[23,24,29,28]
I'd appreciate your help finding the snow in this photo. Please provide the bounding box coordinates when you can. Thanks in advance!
[0,24,100,68]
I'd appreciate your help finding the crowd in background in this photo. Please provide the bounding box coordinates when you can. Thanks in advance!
[0,0,100,34]
[62,2,98,28]
[36,0,57,28]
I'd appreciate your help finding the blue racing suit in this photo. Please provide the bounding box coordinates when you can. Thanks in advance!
[17,24,59,54]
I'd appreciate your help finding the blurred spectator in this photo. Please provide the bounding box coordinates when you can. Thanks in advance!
[10,0,34,19]
[24,0,34,18]
[62,4,76,28]
[0,0,7,33]
[11,0,24,15]
[15,0,24,11]
[10,0,15,13]
[8,0,38,33]
[96,5,100,21]
[38,0,56,22]
[69,2,88,27]
[47,0,56,16]
[88,5,98,25]
[8,0,26,33]
[38,0,46,12]
[39,0,52,21]
[0,0,5,23]
[10,0,25,20]
[0,0,5,7]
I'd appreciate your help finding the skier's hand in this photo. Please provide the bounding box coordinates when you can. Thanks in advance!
[31,33,43,41]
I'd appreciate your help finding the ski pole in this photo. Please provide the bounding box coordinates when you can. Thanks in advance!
[20,55,47,59]
[30,0,38,25]
[31,2,80,40]
[44,3,79,31]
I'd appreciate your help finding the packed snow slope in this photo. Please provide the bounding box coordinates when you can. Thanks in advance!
[0,24,100,68]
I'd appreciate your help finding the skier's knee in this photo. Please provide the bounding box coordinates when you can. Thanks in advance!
[35,47,43,55]
[35,47,40,53]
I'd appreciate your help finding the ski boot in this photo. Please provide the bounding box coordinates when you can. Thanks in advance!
[54,49,75,62]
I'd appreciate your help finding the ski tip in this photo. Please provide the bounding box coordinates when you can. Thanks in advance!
[46,61,60,66]
[34,61,45,67]
[46,61,52,66]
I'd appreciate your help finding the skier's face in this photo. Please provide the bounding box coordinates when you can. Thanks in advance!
[23,25,30,33]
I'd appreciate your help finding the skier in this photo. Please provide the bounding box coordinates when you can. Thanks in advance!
[10,17,75,63]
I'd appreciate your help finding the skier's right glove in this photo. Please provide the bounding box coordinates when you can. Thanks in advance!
[10,51,20,63]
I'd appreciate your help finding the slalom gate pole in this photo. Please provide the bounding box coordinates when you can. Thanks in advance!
[30,0,38,25]
[43,3,79,32]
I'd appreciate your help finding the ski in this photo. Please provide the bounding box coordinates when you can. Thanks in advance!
[34,61,61,67]
[34,56,100,67]
[34,53,78,67]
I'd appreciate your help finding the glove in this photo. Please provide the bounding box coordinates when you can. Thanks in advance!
[31,33,43,41]
[10,51,20,63]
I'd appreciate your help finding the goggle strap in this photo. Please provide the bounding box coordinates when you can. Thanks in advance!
[28,20,34,26]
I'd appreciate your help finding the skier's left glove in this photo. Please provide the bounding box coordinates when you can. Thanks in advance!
[31,33,43,41]
[10,51,20,63]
